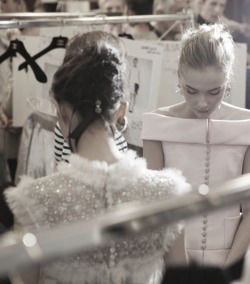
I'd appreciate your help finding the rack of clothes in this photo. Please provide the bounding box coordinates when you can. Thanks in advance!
[0,12,194,82]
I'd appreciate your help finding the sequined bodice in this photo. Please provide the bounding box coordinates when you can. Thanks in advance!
[5,150,190,284]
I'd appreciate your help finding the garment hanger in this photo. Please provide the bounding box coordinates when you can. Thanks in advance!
[0,38,47,83]
[18,35,68,71]
[118,12,134,40]
[118,32,134,40]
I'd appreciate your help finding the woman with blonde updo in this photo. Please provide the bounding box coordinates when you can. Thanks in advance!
[142,23,250,269]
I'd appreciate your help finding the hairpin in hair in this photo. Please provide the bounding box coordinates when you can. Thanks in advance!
[95,99,102,114]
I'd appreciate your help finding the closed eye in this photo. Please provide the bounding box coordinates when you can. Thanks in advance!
[209,88,221,96]
[187,87,198,95]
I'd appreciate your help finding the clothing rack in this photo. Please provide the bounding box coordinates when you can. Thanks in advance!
[0,12,194,29]
[0,173,250,276]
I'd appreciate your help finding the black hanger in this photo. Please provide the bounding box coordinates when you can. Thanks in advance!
[18,36,68,71]
[118,32,134,40]
[0,39,47,83]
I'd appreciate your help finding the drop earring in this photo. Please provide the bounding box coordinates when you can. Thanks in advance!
[225,85,231,98]
[175,83,182,95]
[116,116,128,133]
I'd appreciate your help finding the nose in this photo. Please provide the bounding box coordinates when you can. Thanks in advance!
[197,95,208,109]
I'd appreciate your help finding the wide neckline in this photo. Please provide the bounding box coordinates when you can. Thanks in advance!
[144,112,250,123]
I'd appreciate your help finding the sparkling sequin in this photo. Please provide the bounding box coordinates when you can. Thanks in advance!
[13,154,182,272]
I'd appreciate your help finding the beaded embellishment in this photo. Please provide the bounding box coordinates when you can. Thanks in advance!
[200,119,211,253]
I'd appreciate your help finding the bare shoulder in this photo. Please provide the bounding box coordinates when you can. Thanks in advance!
[222,102,250,120]
[153,102,185,118]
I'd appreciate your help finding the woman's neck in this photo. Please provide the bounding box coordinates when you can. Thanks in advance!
[74,120,122,165]
[180,101,226,119]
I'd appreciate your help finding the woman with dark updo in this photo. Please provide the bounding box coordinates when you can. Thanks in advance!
[5,31,190,284]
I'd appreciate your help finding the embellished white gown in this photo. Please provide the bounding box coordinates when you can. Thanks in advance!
[142,113,250,268]
[5,150,190,284]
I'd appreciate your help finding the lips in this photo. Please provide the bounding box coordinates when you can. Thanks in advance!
[197,109,209,113]
[194,110,211,118]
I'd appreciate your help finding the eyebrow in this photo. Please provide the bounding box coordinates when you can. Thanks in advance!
[185,85,222,91]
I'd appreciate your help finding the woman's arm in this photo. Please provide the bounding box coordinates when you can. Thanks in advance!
[143,140,188,265]
[11,268,39,284]
[143,140,164,170]
[224,204,250,268]
[164,230,188,266]
[224,146,250,267]
[243,146,250,174]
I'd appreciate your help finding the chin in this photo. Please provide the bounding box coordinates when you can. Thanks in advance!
[194,111,211,119]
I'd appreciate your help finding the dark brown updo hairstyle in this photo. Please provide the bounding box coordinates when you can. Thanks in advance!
[51,30,127,124]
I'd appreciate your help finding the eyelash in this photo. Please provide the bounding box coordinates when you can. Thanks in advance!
[209,90,221,96]
[187,89,221,96]
[187,89,197,95]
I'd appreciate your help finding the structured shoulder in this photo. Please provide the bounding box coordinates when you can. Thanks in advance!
[222,102,250,120]
[153,107,170,116]
[153,102,185,118]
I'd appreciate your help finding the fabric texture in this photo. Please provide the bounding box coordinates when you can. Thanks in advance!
[54,122,71,163]
[5,150,190,284]
[142,113,250,267]
[15,112,57,184]
[0,36,21,170]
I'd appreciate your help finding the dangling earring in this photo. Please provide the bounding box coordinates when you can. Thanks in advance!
[116,116,128,133]
[225,85,231,98]
[175,83,182,95]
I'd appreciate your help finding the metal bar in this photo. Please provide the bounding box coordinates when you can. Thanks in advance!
[0,13,192,29]
[0,174,250,276]
[0,12,98,19]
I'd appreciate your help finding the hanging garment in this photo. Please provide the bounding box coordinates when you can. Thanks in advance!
[15,111,56,184]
